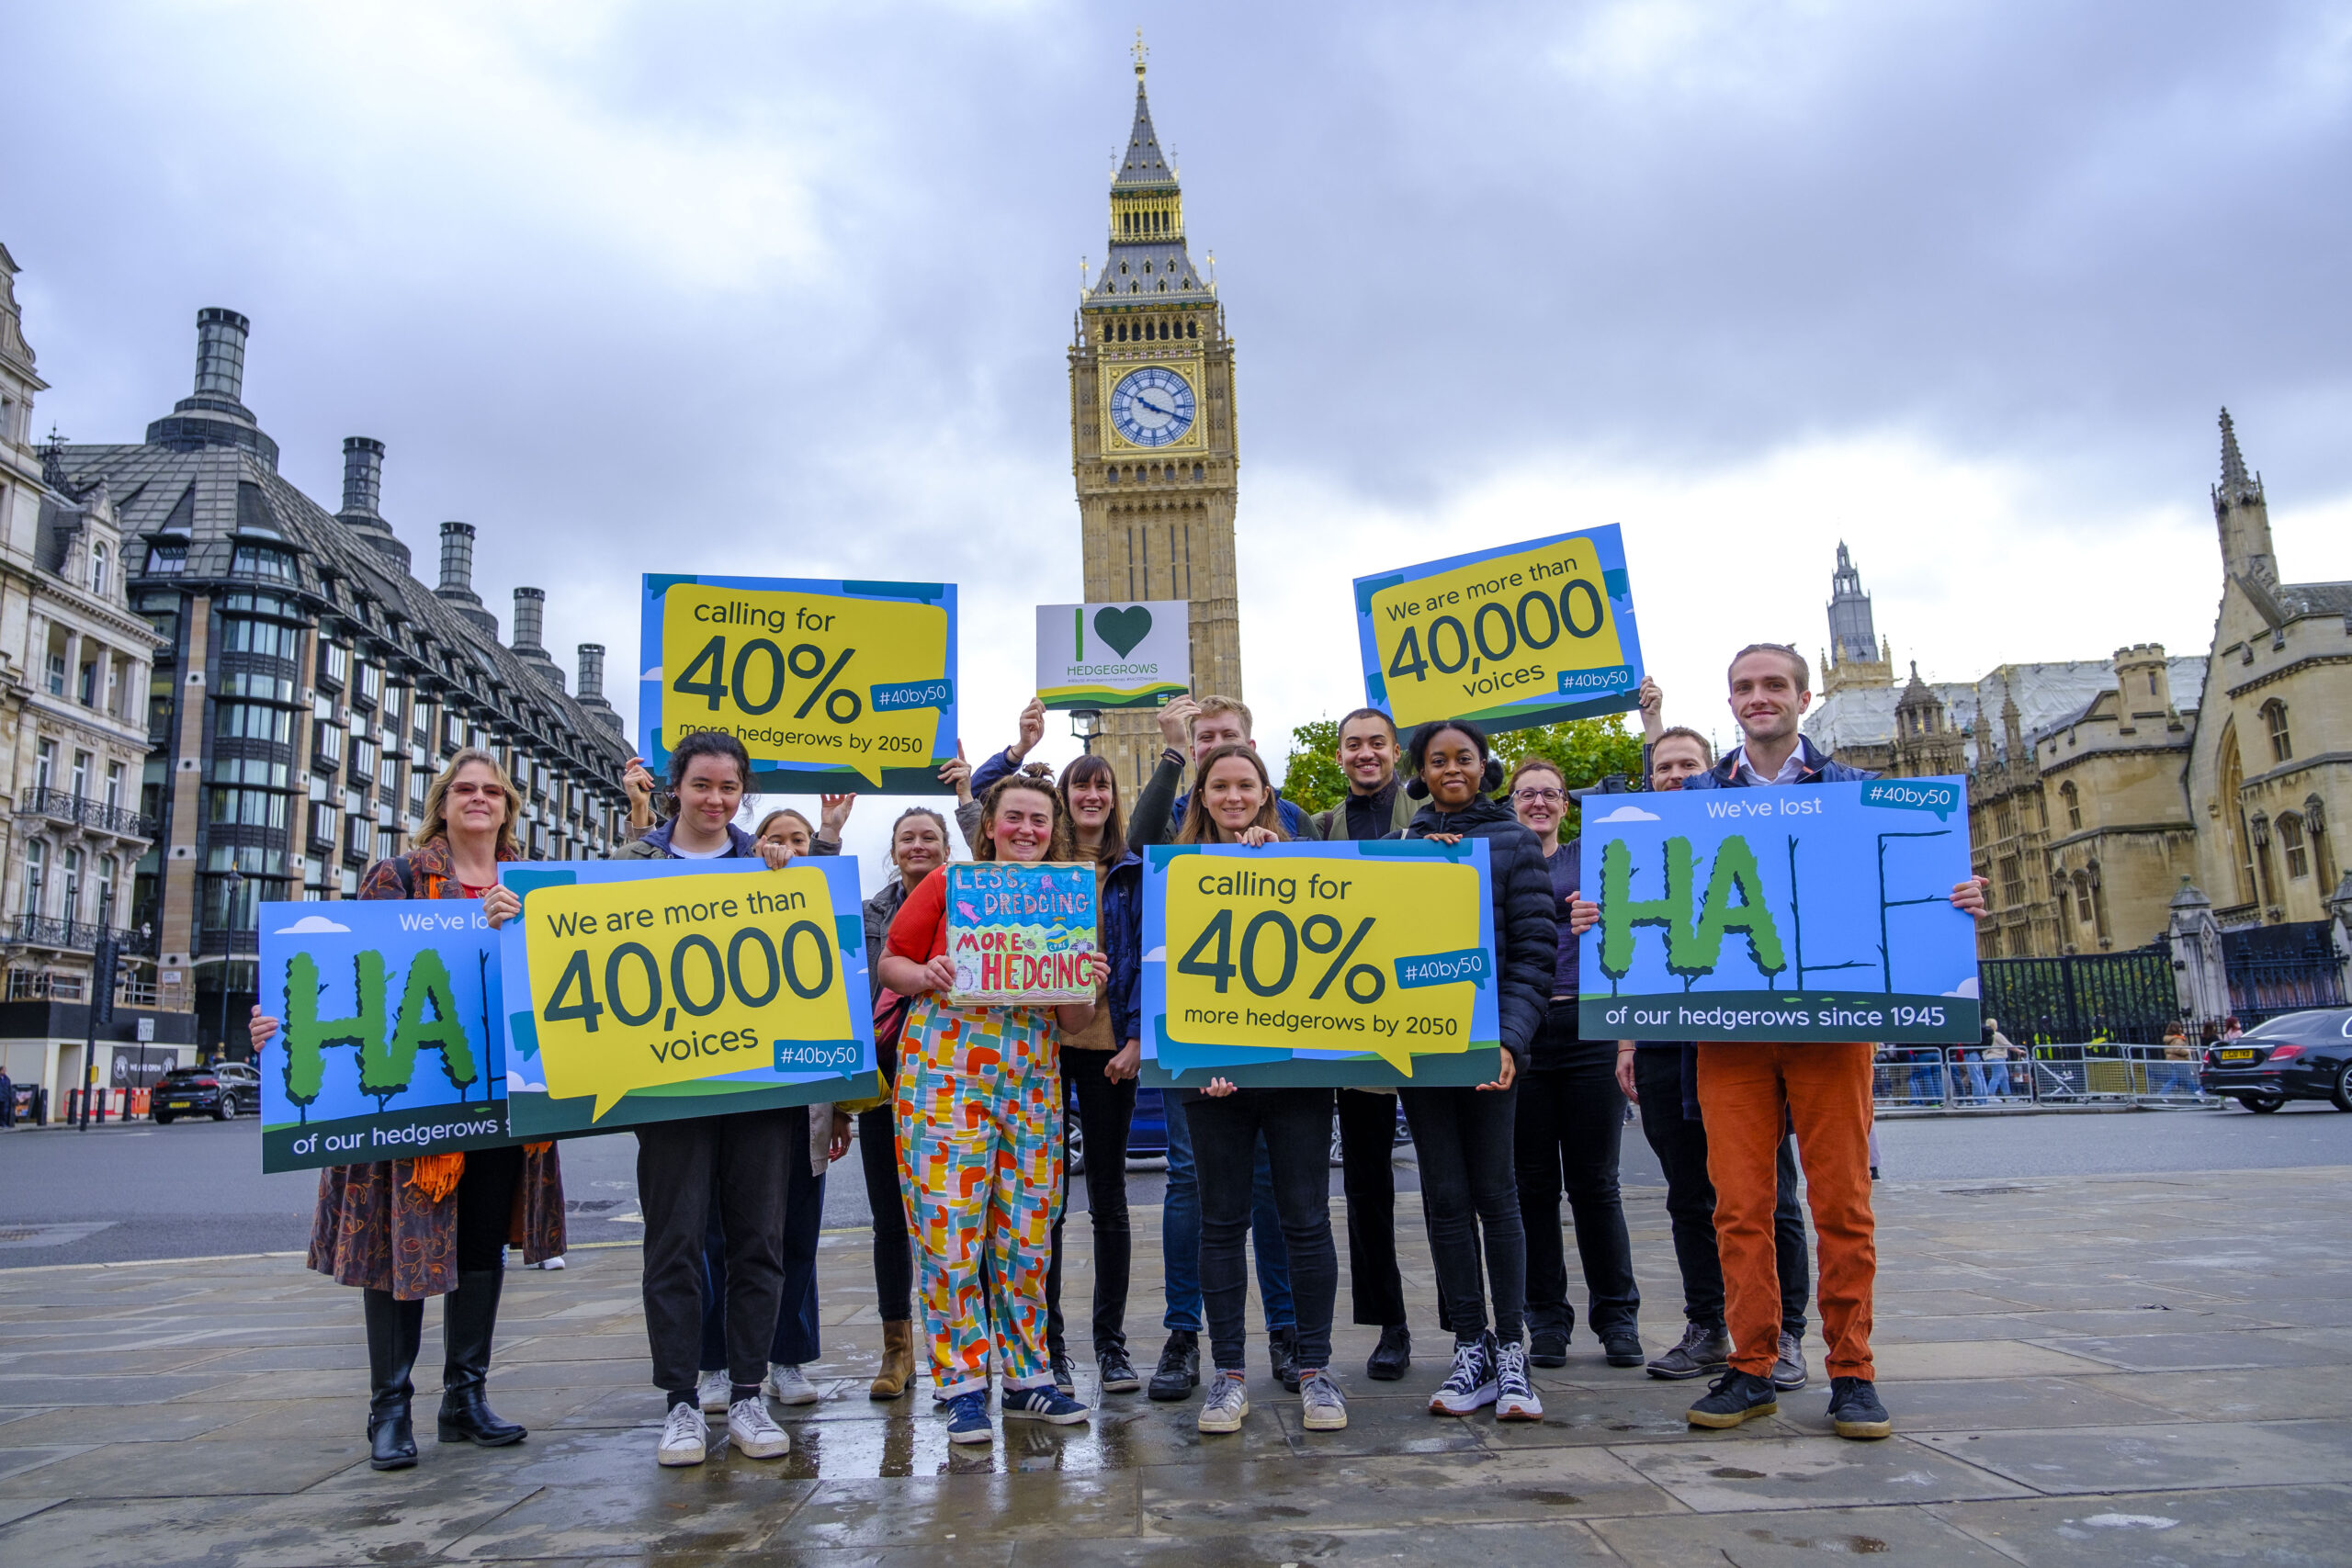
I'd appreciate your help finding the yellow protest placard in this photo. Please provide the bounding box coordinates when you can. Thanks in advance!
[519,866,859,1124]
[648,577,956,791]
[1163,852,1486,1077]
[1359,530,1639,731]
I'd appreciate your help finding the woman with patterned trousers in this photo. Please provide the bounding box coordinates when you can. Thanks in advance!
[249,750,564,1472]
[876,766,1112,1443]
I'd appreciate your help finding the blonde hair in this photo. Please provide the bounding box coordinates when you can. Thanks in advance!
[1193,694,1253,738]
[413,748,524,857]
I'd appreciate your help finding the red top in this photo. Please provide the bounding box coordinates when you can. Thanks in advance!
[884,866,951,966]
[459,883,495,900]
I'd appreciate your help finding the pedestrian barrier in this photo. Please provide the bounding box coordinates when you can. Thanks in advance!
[1872,1044,2216,1111]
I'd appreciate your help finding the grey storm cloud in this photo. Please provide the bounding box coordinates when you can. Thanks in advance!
[6,0,2349,809]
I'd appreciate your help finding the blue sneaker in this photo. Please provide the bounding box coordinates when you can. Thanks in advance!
[1001,1383,1091,1425]
[944,1391,992,1444]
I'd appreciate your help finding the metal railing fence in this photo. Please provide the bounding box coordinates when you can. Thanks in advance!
[1872,1043,2215,1111]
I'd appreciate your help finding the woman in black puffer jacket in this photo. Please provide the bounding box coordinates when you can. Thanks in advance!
[1394,718,1558,1424]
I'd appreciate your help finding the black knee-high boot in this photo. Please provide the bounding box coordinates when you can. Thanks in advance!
[437,1269,526,1447]
[364,1288,424,1470]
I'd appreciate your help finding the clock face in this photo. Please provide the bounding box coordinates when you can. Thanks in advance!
[1109,366,1196,448]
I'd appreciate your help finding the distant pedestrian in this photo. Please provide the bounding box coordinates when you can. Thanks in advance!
[0,1066,14,1128]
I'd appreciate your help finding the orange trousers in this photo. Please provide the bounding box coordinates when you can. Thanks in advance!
[1695,1042,1876,1382]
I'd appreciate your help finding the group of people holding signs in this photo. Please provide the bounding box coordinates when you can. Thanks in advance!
[251,530,1989,1472]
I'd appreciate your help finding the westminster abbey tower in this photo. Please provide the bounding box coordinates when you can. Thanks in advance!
[1069,44,1244,791]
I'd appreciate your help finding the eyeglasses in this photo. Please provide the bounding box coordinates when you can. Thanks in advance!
[1511,787,1566,805]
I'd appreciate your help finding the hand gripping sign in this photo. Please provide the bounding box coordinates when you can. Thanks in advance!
[1353,525,1645,735]
[257,900,512,1173]
[500,857,877,1135]
[1140,839,1503,1089]
[641,574,957,794]
[1577,776,1981,1044]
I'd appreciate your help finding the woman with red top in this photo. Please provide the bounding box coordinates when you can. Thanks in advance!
[875,764,1112,1443]
[249,749,563,1472]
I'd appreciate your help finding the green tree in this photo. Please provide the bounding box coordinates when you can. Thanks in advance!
[1487,714,1645,836]
[1278,717,1347,815]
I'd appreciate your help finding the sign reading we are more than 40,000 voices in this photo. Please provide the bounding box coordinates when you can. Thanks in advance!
[642,574,957,794]
[1140,840,1503,1089]
[1353,525,1645,736]
[499,857,877,1136]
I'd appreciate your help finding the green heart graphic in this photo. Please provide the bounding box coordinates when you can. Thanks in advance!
[1093,604,1154,659]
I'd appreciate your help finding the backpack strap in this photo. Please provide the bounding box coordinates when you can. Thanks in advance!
[392,855,417,899]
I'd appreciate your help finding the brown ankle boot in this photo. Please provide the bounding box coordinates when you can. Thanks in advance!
[870,1320,915,1400]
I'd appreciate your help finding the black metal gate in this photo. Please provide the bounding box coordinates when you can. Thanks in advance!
[2222,921,2346,1026]
[1981,949,2178,1043]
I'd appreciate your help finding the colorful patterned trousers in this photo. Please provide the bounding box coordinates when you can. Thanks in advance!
[894,997,1064,1397]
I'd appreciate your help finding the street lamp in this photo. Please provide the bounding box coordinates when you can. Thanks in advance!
[1070,709,1102,756]
[215,867,244,1062]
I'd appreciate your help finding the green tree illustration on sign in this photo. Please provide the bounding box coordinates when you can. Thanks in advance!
[1599,834,1787,994]
[279,948,480,1117]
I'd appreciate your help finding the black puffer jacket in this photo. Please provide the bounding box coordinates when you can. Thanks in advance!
[1397,794,1558,1072]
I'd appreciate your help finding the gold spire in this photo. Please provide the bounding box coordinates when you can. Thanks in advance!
[1133,28,1148,80]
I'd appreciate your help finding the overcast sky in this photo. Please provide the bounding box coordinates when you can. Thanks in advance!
[12,1,2350,882]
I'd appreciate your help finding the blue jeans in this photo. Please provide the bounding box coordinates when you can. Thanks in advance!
[1162,1087,1294,1335]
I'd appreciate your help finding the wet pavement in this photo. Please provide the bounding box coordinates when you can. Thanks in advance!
[0,1160,2346,1563]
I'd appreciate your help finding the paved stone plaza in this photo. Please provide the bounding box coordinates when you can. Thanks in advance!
[0,1160,2346,1565]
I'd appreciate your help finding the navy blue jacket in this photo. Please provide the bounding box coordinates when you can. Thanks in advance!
[1396,794,1556,1072]
[1098,850,1145,1047]
[1679,733,1877,791]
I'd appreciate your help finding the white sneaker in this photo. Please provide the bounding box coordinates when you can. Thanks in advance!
[1197,1371,1250,1434]
[695,1368,731,1415]
[727,1396,790,1459]
[657,1403,707,1466]
[763,1362,821,1405]
[538,1256,566,1270]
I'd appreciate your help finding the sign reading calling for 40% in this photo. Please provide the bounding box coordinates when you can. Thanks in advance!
[647,577,956,792]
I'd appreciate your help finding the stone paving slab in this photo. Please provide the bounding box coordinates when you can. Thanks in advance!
[0,1163,2340,1562]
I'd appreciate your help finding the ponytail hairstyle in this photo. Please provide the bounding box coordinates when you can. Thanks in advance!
[1058,751,1127,868]
[1175,743,1288,844]
[974,762,1077,863]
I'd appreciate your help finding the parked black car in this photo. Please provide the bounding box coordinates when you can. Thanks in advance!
[2200,1008,2352,1112]
[153,1063,262,1124]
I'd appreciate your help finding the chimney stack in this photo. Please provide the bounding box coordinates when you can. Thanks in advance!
[341,437,383,516]
[193,308,250,403]
[577,643,625,732]
[435,521,499,638]
[512,587,546,653]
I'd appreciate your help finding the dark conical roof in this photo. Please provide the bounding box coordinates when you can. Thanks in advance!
[1114,76,1177,192]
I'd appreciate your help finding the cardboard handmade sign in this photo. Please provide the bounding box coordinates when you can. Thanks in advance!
[500,856,878,1136]
[1140,840,1501,1089]
[1035,601,1190,711]
[944,862,1100,1008]
[256,900,512,1173]
[1352,525,1645,735]
[1578,776,1981,1043]
[639,573,956,794]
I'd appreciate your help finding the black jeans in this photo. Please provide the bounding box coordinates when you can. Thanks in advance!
[1337,1089,1408,1329]
[1046,1053,1138,1357]
[859,1102,913,1323]
[1401,1083,1525,1346]
[1634,1047,1809,1335]
[637,1110,792,1401]
[1515,1037,1640,1343]
[1186,1087,1337,1376]
[698,1112,823,1371]
[453,1143,525,1271]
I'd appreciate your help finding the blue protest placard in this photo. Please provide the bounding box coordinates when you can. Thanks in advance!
[499,855,879,1137]
[1353,525,1645,736]
[1577,776,1980,1043]
[1140,840,1502,1089]
[257,900,510,1173]
[640,573,957,795]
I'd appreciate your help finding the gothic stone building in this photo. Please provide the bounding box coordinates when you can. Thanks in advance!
[1070,48,1244,792]
[1806,412,2349,964]
[47,305,635,1054]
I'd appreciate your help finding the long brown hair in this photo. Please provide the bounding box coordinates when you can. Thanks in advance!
[974,764,1077,863]
[1176,743,1287,844]
[413,748,524,857]
[1059,752,1126,868]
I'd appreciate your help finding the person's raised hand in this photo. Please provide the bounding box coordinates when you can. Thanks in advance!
[939,743,972,804]
[1157,694,1199,750]
[820,794,854,840]
[622,756,656,818]
[1012,698,1046,762]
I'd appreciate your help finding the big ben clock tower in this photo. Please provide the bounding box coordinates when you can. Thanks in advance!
[1071,39,1242,793]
